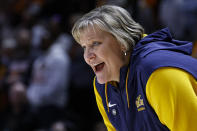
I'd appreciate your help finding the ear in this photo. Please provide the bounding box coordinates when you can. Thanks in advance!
[120,44,127,53]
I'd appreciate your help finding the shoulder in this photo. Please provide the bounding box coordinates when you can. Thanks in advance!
[145,67,197,130]
[146,67,195,100]
[147,67,192,86]
[134,49,197,82]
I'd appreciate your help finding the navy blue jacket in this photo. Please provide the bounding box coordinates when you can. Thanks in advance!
[94,28,197,131]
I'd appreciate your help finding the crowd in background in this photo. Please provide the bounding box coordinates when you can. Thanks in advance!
[0,0,197,131]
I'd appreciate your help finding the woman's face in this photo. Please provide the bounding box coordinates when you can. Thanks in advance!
[79,26,126,84]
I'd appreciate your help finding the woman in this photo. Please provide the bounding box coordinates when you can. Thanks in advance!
[72,5,197,131]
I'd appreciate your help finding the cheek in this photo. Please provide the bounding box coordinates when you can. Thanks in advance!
[83,53,92,68]
[83,54,89,65]
[107,52,124,69]
[97,48,107,60]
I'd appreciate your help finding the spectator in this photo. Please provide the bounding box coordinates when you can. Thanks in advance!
[50,121,68,131]
[159,0,197,41]
[27,29,71,129]
[6,28,34,86]
[2,81,34,131]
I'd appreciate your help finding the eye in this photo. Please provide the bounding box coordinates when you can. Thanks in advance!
[92,41,101,46]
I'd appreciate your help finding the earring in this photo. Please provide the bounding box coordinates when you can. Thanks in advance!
[124,52,127,56]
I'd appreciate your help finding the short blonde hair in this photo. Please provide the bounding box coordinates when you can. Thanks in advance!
[72,5,144,51]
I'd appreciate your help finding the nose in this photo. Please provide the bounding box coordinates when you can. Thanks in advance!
[84,48,96,64]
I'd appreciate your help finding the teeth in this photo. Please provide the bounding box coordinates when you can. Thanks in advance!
[93,63,101,66]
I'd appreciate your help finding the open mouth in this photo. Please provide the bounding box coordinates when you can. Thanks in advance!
[95,62,105,72]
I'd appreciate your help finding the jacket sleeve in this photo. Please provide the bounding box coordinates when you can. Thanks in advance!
[146,67,197,131]
[93,77,116,131]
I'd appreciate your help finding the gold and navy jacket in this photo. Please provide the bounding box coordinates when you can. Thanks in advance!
[93,28,197,131]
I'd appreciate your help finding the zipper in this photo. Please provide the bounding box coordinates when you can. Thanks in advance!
[119,71,129,131]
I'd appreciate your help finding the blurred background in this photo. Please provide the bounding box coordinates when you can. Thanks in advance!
[0,0,196,131]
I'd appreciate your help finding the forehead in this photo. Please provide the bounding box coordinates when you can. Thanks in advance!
[79,25,106,44]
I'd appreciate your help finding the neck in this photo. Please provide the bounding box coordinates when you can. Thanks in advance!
[115,52,131,83]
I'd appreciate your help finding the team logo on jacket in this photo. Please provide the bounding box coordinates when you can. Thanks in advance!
[136,95,145,112]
